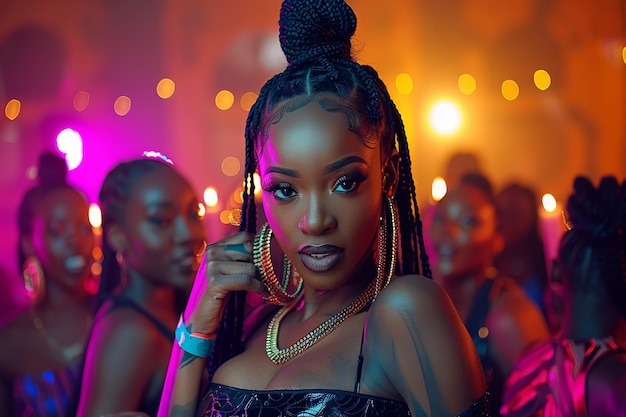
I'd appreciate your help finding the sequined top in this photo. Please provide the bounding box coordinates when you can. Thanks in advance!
[11,361,80,417]
[501,338,625,417]
[198,383,491,417]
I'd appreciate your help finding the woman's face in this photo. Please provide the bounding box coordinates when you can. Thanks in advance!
[258,101,384,291]
[30,188,95,292]
[119,166,206,290]
[429,185,501,283]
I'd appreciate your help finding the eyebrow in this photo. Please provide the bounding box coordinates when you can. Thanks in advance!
[265,156,367,178]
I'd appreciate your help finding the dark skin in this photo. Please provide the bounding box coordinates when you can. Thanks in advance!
[75,165,206,417]
[0,188,95,416]
[429,184,550,375]
[159,102,486,417]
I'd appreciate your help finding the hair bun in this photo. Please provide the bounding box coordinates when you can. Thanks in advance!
[279,0,356,65]
[37,152,68,187]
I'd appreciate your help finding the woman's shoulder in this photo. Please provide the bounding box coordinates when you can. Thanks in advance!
[373,274,455,317]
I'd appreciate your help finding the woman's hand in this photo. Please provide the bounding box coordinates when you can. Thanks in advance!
[183,231,266,335]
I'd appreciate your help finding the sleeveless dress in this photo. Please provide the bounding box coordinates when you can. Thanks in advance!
[65,295,174,417]
[501,337,625,417]
[11,362,81,417]
[197,307,492,416]
[465,278,506,417]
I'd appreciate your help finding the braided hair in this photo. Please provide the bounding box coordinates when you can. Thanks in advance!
[97,158,181,311]
[16,152,81,269]
[558,176,626,319]
[208,0,431,379]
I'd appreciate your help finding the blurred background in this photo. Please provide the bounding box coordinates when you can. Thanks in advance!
[1,0,625,279]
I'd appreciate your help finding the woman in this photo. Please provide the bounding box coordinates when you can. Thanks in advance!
[73,157,206,417]
[501,176,626,417]
[0,152,96,417]
[158,1,489,416]
[429,173,550,416]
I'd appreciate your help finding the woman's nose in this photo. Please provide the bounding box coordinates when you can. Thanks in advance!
[297,195,336,236]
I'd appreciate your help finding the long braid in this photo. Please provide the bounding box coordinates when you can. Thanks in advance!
[206,0,433,381]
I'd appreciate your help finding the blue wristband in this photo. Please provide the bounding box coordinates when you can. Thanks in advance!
[175,315,216,358]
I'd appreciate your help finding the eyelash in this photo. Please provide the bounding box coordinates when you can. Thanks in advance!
[263,172,368,201]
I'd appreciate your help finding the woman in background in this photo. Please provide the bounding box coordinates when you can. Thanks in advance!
[501,176,626,417]
[0,152,96,417]
[429,173,550,416]
[73,157,206,417]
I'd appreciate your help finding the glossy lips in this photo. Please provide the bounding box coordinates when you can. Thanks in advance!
[298,245,344,273]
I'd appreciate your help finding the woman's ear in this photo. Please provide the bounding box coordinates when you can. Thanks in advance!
[382,151,401,198]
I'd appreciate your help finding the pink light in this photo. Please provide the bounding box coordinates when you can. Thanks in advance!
[55,128,83,170]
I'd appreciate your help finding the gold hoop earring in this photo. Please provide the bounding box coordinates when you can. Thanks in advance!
[375,195,399,297]
[23,256,45,304]
[253,223,303,305]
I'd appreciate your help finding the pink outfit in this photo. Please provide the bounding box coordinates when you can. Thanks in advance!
[501,338,624,417]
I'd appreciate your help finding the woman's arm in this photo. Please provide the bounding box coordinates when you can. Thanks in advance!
[158,232,264,417]
[364,275,486,417]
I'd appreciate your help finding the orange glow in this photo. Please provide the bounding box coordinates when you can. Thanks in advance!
[458,74,477,95]
[114,96,132,116]
[204,186,219,207]
[395,73,413,95]
[533,70,551,91]
[73,91,90,112]
[221,156,241,176]
[431,176,447,201]
[240,92,258,111]
[88,204,102,228]
[215,90,234,110]
[501,80,519,101]
[542,193,557,212]
[197,202,206,219]
[157,78,176,99]
[5,99,21,120]
[219,209,232,224]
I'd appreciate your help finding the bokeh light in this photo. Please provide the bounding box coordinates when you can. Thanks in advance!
[215,90,234,110]
[457,74,477,95]
[5,99,21,120]
[542,193,557,212]
[204,186,219,207]
[501,80,520,101]
[56,128,83,170]
[240,92,258,111]
[197,202,206,219]
[534,70,551,91]
[114,95,132,116]
[88,203,102,228]
[431,176,447,201]
[156,78,176,99]
[73,91,90,112]
[395,73,414,95]
[221,156,241,177]
[428,100,461,135]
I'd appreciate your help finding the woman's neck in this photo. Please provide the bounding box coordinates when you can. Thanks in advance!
[120,271,177,314]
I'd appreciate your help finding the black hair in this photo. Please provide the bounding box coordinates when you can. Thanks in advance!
[16,152,79,269]
[96,158,185,311]
[458,172,496,204]
[558,176,626,319]
[208,0,431,380]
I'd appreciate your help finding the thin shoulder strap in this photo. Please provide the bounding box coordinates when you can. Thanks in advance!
[354,313,368,393]
[109,295,175,341]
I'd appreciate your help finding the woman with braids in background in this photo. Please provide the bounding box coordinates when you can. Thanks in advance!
[0,152,96,417]
[500,176,626,417]
[72,157,206,417]
[159,0,488,416]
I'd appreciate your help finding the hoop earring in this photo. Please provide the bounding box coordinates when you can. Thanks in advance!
[375,195,399,297]
[253,223,303,305]
[23,256,45,304]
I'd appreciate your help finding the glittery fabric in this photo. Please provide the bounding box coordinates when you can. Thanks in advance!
[501,338,624,417]
[198,383,491,417]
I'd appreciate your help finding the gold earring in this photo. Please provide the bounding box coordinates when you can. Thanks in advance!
[253,223,303,305]
[23,256,45,304]
[375,195,399,297]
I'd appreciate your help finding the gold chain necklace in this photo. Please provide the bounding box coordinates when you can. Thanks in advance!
[265,279,377,364]
[265,195,398,364]
[30,309,89,363]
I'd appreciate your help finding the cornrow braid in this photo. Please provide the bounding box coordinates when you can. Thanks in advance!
[206,0,432,378]
[559,176,626,319]
[97,158,172,310]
